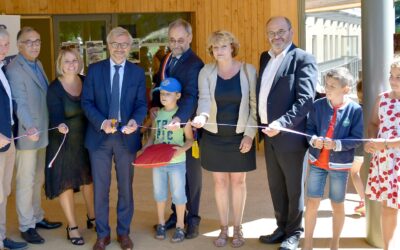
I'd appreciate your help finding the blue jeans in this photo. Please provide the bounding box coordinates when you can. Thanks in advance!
[153,162,187,205]
[307,165,349,203]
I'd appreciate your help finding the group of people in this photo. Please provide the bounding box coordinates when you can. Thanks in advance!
[0,15,398,250]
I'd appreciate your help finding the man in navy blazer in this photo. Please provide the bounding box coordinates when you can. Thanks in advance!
[0,26,29,250]
[257,17,317,250]
[82,27,147,250]
[151,19,204,239]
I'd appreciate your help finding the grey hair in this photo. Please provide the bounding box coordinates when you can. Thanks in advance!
[17,26,39,43]
[168,18,192,35]
[266,16,292,29]
[106,27,133,44]
[324,67,354,87]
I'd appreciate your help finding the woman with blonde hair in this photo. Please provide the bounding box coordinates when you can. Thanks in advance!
[192,30,257,248]
[45,46,95,245]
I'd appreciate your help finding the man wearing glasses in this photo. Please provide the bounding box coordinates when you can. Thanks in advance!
[150,18,204,239]
[256,16,317,250]
[6,26,62,245]
[82,27,147,250]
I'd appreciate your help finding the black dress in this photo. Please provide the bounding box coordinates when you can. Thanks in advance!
[200,71,256,172]
[45,76,92,199]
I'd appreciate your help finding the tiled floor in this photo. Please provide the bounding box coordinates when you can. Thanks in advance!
[4,149,399,249]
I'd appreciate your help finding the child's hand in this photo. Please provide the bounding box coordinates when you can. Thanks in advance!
[312,137,324,149]
[365,138,386,153]
[323,138,336,150]
[172,146,184,158]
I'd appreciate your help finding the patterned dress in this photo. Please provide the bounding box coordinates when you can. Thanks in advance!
[366,92,400,209]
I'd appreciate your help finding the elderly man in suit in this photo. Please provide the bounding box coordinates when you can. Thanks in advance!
[7,26,62,245]
[0,26,29,250]
[257,16,317,250]
[81,27,147,250]
[151,18,204,239]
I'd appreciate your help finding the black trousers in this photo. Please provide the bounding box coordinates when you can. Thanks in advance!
[264,138,307,235]
[169,150,202,226]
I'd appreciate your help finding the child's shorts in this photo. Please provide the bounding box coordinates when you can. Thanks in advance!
[307,165,349,203]
[153,161,187,205]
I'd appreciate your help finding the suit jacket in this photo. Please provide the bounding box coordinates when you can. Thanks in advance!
[197,62,258,138]
[81,59,147,154]
[256,44,317,152]
[151,48,204,122]
[6,54,49,150]
[0,70,12,152]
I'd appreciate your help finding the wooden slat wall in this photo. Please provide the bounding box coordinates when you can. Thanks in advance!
[0,0,299,68]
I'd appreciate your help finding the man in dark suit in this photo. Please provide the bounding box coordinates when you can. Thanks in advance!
[257,16,317,250]
[151,18,204,239]
[81,27,147,250]
[0,26,29,250]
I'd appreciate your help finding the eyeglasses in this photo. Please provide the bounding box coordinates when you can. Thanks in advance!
[21,39,41,47]
[169,38,186,45]
[109,42,130,49]
[267,29,289,38]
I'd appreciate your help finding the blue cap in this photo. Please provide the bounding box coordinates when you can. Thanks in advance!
[157,77,182,93]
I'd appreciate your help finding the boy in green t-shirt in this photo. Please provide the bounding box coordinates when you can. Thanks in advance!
[144,78,193,243]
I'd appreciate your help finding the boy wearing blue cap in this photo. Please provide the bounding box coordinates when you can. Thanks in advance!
[144,78,193,243]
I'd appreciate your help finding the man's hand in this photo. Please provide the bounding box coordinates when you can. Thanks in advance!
[191,115,207,128]
[261,121,281,137]
[57,123,69,134]
[239,135,253,153]
[101,120,117,134]
[165,117,181,131]
[0,133,11,149]
[122,119,138,134]
[26,127,40,141]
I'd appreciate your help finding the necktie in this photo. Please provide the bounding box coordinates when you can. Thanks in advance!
[109,65,121,120]
[167,57,178,76]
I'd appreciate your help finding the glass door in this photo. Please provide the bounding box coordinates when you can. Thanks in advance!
[53,15,112,72]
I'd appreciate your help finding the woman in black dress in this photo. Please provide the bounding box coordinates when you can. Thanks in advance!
[192,30,257,248]
[45,47,94,245]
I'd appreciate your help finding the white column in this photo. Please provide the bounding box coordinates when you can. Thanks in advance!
[361,0,394,248]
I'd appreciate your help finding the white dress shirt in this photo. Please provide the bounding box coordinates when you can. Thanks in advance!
[258,43,292,124]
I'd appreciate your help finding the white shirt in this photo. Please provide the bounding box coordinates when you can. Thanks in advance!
[0,62,13,125]
[110,59,126,121]
[258,43,292,124]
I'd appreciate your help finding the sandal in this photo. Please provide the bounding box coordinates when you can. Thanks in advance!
[66,226,85,245]
[213,225,228,247]
[86,214,96,230]
[232,225,245,248]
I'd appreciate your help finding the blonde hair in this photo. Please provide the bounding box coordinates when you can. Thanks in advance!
[56,47,83,76]
[207,30,240,57]
[391,54,400,68]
